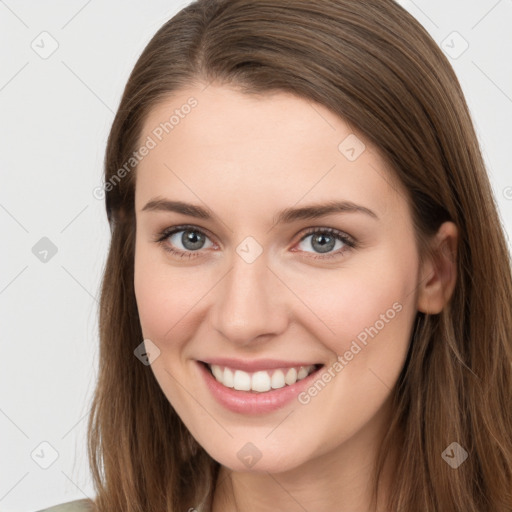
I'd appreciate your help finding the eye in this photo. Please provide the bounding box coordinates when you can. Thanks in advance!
[295,227,356,259]
[154,225,357,260]
[154,225,214,259]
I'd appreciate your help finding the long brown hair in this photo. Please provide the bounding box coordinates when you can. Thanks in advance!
[86,0,512,510]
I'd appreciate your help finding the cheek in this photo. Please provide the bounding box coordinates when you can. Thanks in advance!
[301,248,418,360]
[288,253,417,448]
[133,246,214,352]
[134,246,185,343]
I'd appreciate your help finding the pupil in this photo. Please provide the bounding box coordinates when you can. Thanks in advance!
[313,234,334,253]
[183,230,204,250]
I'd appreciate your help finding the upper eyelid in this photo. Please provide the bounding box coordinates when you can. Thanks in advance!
[159,224,216,244]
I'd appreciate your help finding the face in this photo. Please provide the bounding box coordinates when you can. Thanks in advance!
[133,83,421,474]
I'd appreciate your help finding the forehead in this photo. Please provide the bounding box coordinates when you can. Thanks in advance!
[134,84,407,223]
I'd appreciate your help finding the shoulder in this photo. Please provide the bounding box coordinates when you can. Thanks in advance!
[35,498,95,512]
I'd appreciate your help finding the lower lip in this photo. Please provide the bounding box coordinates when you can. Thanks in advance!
[197,361,323,415]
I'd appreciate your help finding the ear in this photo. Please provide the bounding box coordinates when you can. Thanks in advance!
[417,221,458,314]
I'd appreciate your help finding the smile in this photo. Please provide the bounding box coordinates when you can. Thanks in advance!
[197,358,325,414]
[207,363,319,392]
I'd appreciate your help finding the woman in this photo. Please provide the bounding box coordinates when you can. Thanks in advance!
[39,0,512,510]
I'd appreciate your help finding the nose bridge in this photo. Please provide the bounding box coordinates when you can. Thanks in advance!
[211,248,287,344]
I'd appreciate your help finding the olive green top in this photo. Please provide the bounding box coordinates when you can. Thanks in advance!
[35,499,94,512]
[35,498,207,511]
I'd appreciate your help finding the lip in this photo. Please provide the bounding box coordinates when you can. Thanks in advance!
[197,360,323,415]
[200,357,320,372]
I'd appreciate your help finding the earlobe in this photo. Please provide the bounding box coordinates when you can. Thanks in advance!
[416,221,458,314]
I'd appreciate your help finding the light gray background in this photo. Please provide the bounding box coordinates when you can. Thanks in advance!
[1,1,511,511]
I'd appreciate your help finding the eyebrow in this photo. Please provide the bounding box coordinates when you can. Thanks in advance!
[141,198,379,223]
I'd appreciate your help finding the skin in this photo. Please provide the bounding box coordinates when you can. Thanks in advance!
[133,83,458,512]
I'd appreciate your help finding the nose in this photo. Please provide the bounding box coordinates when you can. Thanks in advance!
[210,250,288,346]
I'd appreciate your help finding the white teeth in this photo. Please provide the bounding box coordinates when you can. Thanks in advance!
[297,366,309,380]
[212,365,223,381]
[285,367,298,385]
[208,364,317,392]
[223,367,234,388]
[233,370,251,391]
[271,370,286,389]
[252,371,271,392]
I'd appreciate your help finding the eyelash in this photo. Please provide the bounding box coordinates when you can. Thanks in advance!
[153,224,357,260]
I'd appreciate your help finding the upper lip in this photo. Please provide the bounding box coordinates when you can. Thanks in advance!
[199,358,322,372]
